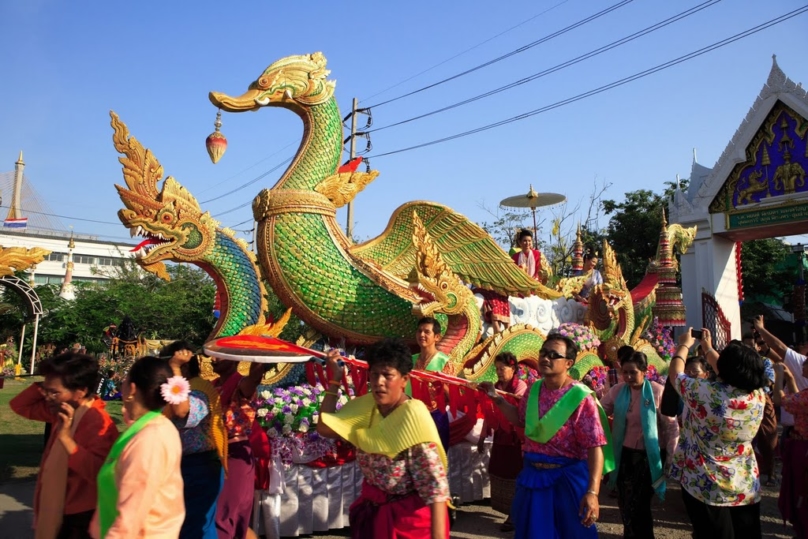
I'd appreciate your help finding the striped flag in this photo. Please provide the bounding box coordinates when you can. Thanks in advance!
[3,218,28,229]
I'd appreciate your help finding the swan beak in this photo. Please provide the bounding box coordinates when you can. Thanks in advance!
[209,88,263,112]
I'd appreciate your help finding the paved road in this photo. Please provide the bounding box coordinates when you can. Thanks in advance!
[0,478,792,538]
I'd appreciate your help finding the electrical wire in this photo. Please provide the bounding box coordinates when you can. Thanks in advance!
[360,0,572,103]
[364,0,634,108]
[0,205,120,226]
[214,201,251,217]
[227,218,253,229]
[200,157,293,204]
[370,0,721,133]
[370,5,808,158]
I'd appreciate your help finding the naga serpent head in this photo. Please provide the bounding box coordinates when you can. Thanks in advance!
[586,241,629,331]
[408,212,472,318]
[209,52,336,112]
[111,112,217,279]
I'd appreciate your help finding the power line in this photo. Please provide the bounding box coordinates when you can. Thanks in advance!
[227,218,253,229]
[200,157,293,204]
[0,205,120,226]
[360,0,572,103]
[364,0,634,108]
[370,5,808,158]
[214,201,251,217]
[370,0,722,133]
[196,140,298,195]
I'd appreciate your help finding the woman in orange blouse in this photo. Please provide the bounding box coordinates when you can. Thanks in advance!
[10,352,118,539]
[91,356,184,539]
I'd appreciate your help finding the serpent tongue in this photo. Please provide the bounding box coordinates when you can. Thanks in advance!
[130,238,162,252]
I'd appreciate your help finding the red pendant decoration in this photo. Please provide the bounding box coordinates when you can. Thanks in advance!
[206,110,227,164]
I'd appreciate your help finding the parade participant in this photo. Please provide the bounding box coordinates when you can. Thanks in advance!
[511,230,544,282]
[92,356,184,539]
[742,332,778,487]
[317,338,450,539]
[477,352,527,533]
[600,351,678,538]
[412,317,453,449]
[10,352,118,539]
[210,355,266,539]
[161,341,227,539]
[573,251,603,302]
[480,333,611,538]
[773,361,807,536]
[669,330,767,538]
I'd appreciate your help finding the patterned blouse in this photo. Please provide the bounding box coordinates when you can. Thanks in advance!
[669,373,764,506]
[170,390,216,455]
[356,442,450,506]
[224,398,256,439]
[517,382,607,460]
[782,390,808,439]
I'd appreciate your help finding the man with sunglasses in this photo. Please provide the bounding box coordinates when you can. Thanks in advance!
[480,334,611,538]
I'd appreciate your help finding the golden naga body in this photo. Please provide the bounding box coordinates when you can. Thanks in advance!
[0,246,49,277]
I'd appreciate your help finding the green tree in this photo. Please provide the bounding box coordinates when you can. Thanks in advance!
[738,239,797,321]
[601,180,687,288]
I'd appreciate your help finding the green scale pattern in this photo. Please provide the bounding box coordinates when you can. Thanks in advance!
[206,232,265,338]
[273,214,418,337]
[267,97,422,338]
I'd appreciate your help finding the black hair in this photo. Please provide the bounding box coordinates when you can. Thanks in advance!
[416,317,442,335]
[495,352,518,368]
[160,340,201,379]
[622,351,648,372]
[716,341,768,392]
[38,353,100,394]
[544,333,579,360]
[741,332,754,342]
[583,250,598,262]
[685,356,708,370]
[518,229,533,241]
[126,356,174,411]
[616,345,635,364]
[365,338,413,376]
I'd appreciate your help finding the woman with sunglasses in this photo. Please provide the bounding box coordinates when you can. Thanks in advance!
[10,352,118,539]
[600,351,678,538]
[481,334,611,538]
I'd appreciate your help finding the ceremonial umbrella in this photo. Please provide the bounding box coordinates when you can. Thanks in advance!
[499,185,566,238]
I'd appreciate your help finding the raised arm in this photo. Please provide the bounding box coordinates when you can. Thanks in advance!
[316,349,345,440]
[700,328,720,375]
[670,329,696,382]
[753,315,789,359]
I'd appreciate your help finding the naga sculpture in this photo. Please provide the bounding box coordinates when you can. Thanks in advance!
[0,246,49,277]
[112,52,693,383]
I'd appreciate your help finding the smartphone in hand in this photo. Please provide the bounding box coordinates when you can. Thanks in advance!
[691,328,703,340]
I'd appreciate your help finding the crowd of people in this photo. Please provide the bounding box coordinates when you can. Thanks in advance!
[6,228,807,539]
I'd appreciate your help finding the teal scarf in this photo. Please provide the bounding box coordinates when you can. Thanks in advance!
[608,380,665,500]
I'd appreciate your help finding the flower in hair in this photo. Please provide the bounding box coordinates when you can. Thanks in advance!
[160,376,190,405]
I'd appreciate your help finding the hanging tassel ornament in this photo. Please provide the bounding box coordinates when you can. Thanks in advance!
[206,109,227,164]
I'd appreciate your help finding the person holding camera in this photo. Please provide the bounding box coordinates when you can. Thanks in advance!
[668,328,767,538]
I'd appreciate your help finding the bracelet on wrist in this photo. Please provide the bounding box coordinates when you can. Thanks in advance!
[325,390,339,397]
[328,379,342,386]
[586,489,598,496]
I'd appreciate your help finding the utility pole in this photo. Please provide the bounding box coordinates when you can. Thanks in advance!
[343,99,372,240]
[346,98,358,240]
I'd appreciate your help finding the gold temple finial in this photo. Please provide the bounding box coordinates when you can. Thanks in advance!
[527,184,538,200]
[661,208,667,228]
[16,151,23,165]
[68,226,75,249]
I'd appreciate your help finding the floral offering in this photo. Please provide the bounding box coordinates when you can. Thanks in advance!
[254,382,354,465]
[642,317,676,362]
[555,323,601,352]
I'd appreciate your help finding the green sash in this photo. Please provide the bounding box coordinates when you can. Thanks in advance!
[406,352,450,397]
[525,380,615,473]
[96,410,161,538]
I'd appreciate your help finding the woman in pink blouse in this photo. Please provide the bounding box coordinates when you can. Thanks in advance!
[600,350,678,538]
[477,352,527,532]
[92,356,184,539]
[317,338,450,539]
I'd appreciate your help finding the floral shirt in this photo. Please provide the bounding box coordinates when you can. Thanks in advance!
[669,373,764,506]
[517,382,607,460]
[170,390,216,455]
[356,442,450,506]
[224,398,256,439]
[782,390,808,439]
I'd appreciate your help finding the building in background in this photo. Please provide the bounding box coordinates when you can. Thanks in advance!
[0,152,135,288]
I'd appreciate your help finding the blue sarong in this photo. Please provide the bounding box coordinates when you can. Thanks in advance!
[430,409,450,450]
[179,450,224,539]
[512,452,598,539]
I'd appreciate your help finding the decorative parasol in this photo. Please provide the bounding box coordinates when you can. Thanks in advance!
[499,184,566,237]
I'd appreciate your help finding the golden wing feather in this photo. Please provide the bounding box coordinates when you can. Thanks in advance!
[315,170,379,208]
[350,201,562,298]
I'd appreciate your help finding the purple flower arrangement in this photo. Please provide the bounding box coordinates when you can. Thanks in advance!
[255,383,354,465]
[556,323,601,352]
[642,317,676,362]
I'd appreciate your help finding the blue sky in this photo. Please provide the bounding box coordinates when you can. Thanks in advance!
[2,0,807,247]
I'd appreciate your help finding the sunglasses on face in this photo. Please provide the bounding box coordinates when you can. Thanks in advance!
[538,349,567,360]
